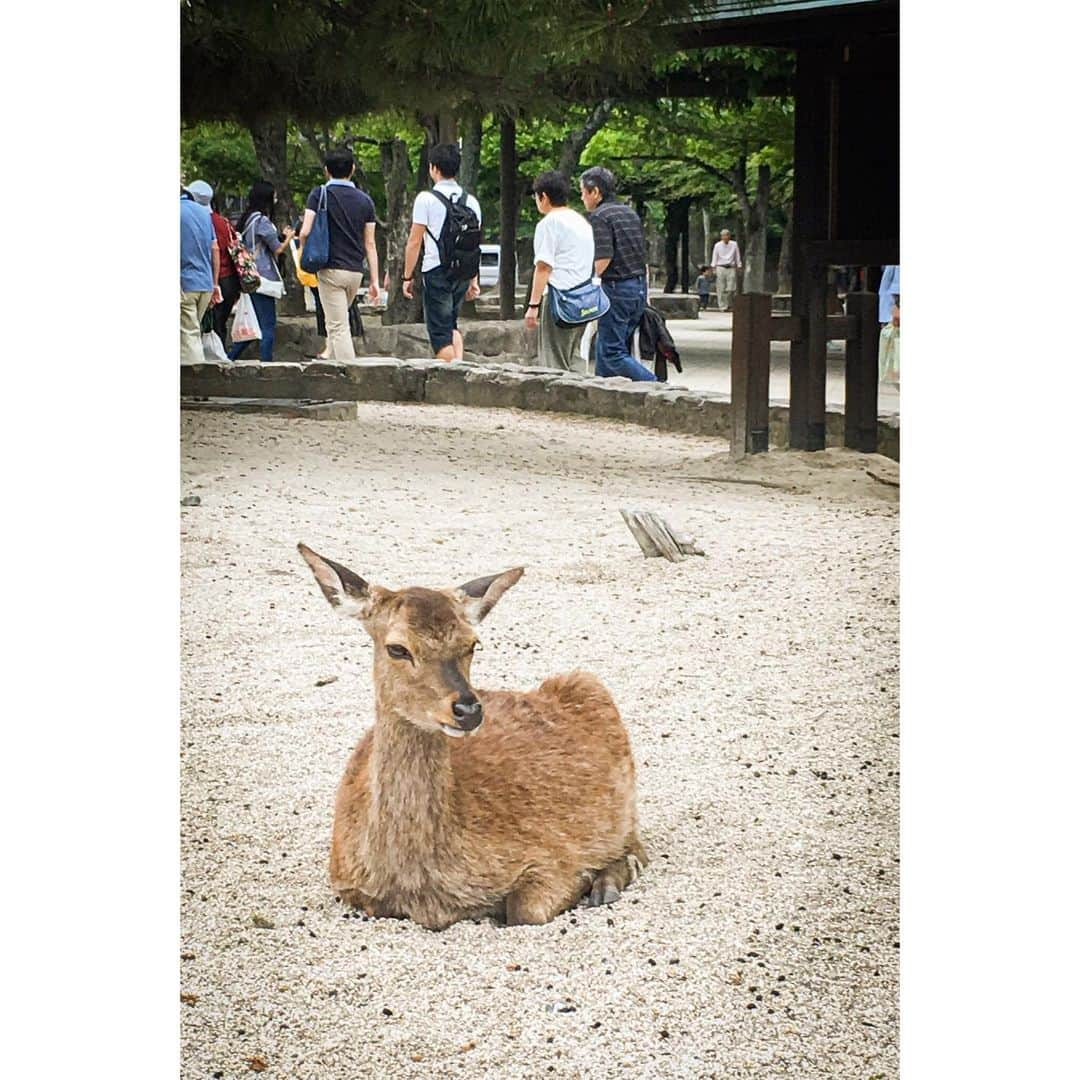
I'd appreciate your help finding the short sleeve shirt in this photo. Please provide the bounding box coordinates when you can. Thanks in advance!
[180,195,215,292]
[412,181,482,273]
[305,181,376,272]
[533,209,595,291]
[588,199,646,282]
[211,211,236,278]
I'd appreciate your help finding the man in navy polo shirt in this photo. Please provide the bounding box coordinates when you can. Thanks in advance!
[580,167,656,382]
[180,187,220,365]
[299,149,380,362]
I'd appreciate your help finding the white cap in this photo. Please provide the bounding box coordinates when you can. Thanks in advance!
[188,179,213,205]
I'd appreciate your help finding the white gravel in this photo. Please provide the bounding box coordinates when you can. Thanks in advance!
[181,402,898,1079]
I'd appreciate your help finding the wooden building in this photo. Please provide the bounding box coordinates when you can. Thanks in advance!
[679,1,900,453]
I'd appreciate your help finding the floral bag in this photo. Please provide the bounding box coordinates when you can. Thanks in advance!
[227,222,261,294]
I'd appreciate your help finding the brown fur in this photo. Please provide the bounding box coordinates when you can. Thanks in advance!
[298,544,647,930]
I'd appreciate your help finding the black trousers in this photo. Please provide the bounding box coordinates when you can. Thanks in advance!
[212,275,242,346]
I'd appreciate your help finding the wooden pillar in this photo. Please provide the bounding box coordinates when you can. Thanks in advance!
[680,215,691,294]
[844,290,880,452]
[805,260,828,450]
[498,115,518,320]
[730,293,772,459]
[789,46,830,451]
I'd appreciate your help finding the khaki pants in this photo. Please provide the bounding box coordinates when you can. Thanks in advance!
[537,294,587,374]
[180,290,211,365]
[715,266,738,311]
[318,268,365,361]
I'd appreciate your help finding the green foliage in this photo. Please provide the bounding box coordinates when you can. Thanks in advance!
[180,122,258,197]
[585,96,792,218]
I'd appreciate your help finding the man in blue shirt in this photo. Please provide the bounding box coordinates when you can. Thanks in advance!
[180,188,220,364]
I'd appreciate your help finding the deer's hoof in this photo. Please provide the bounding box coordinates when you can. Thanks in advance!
[588,880,621,907]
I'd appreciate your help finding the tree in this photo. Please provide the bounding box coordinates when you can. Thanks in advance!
[585,96,793,292]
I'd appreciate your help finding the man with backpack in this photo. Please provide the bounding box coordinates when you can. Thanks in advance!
[402,144,482,362]
[298,148,379,362]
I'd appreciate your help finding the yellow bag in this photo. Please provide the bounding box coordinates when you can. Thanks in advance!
[290,239,319,289]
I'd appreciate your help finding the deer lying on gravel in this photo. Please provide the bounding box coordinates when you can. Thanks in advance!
[298,543,647,930]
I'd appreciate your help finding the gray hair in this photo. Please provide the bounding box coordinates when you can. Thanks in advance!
[579,166,616,199]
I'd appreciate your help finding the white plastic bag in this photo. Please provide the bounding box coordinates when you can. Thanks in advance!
[304,287,317,313]
[232,292,262,342]
[202,329,228,362]
[878,323,899,384]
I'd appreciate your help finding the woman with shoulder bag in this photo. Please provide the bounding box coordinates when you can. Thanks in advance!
[227,180,294,362]
[524,170,602,373]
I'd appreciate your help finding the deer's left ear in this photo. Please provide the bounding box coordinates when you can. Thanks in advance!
[456,567,525,624]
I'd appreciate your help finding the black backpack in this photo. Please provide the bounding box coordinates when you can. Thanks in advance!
[428,189,482,282]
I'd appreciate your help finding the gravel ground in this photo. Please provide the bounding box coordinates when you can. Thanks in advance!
[181,402,898,1079]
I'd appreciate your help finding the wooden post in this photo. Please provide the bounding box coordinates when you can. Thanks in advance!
[730,293,773,459]
[789,47,829,450]
[498,114,518,320]
[844,290,880,452]
[805,260,828,451]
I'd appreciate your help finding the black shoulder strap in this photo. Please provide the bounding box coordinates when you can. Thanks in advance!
[426,189,458,248]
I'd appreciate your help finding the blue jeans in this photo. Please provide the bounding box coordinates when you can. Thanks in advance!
[422,265,469,354]
[228,292,277,362]
[595,276,656,381]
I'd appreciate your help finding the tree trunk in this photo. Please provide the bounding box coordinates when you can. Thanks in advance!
[557,101,615,179]
[662,196,692,293]
[436,111,458,144]
[499,115,518,319]
[734,161,771,295]
[663,200,680,293]
[777,198,794,296]
[381,138,423,326]
[680,203,691,293]
[247,114,293,226]
[459,113,483,192]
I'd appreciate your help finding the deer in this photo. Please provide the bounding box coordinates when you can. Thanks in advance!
[297,543,647,930]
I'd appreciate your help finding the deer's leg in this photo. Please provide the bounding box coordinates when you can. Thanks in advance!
[337,887,398,919]
[504,872,580,927]
[588,832,649,908]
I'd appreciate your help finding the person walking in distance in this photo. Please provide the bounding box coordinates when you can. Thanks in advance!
[180,185,221,365]
[227,181,294,362]
[524,170,595,373]
[695,265,713,311]
[579,166,656,382]
[710,229,742,312]
[298,148,379,362]
[402,143,482,362]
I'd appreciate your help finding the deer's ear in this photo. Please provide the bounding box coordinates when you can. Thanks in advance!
[298,543,375,619]
[456,567,525,624]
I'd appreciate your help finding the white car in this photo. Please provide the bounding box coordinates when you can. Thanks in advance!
[478,244,500,288]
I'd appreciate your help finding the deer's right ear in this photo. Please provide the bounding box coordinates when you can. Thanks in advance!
[298,543,374,619]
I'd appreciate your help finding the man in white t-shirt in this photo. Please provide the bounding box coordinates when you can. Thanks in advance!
[402,144,482,362]
[524,170,595,373]
[710,229,742,311]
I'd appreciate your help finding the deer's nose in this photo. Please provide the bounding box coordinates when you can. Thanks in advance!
[452,695,483,730]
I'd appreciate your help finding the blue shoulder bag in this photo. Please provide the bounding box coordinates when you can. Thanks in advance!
[546,276,610,329]
[300,186,330,274]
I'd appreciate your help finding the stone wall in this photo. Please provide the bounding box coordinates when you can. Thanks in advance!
[181,357,900,460]
[271,316,537,365]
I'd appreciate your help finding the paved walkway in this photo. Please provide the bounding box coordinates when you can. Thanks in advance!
[663,309,900,415]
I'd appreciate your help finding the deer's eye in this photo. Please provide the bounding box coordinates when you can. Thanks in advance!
[386,644,413,662]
